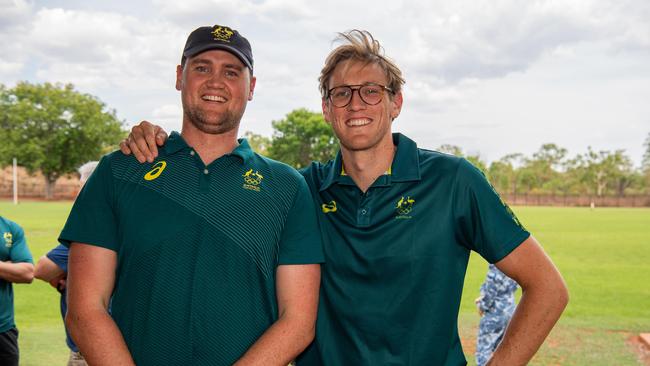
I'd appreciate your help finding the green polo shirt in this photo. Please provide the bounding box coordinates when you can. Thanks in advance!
[298,133,529,365]
[59,132,324,365]
[1,216,33,333]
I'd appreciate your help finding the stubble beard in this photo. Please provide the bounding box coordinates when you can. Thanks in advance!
[183,102,244,135]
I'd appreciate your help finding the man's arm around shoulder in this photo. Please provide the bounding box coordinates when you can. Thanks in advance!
[488,236,569,365]
[67,242,135,366]
[234,264,321,366]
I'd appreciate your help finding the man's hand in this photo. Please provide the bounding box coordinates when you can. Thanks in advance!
[52,277,67,292]
[35,255,65,287]
[119,121,168,163]
[475,296,485,316]
[487,236,569,366]
[234,264,320,366]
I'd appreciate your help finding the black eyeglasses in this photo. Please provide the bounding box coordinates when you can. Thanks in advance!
[327,84,393,108]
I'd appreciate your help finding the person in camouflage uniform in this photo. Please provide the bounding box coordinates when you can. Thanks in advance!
[475,264,518,366]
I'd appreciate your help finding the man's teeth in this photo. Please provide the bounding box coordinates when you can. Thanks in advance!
[347,118,371,126]
[202,95,226,102]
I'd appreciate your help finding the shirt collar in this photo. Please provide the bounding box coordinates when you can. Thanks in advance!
[163,131,187,155]
[163,131,255,164]
[319,132,421,191]
[390,133,421,182]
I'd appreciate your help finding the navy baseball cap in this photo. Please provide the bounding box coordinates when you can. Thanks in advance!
[182,24,253,72]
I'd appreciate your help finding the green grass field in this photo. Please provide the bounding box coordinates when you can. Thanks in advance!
[1,201,649,365]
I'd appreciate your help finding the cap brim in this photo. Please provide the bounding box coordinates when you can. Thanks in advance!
[183,44,253,71]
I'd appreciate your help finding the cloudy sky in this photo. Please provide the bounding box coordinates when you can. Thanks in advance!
[1,0,649,166]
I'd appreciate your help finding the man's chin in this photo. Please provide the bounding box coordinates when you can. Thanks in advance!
[194,122,236,135]
[187,115,238,135]
[340,136,376,152]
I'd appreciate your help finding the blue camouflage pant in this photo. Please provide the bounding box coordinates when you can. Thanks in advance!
[476,312,510,366]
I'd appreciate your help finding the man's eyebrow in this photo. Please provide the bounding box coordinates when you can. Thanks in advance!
[224,64,245,71]
[188,58,211,65]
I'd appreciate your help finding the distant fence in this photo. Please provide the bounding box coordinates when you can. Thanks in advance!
[1,166,650,206]
[0,166,79,200]
[502,193,650,207]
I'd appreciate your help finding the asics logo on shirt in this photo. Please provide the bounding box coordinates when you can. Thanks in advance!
[322,201,337,213]
[144,161,167,181]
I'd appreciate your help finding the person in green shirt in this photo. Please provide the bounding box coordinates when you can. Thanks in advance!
[0,216,34,366]
[60,24,323,366]
[122,30,569,365]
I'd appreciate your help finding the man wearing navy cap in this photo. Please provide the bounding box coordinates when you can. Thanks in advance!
[60,24,323,366]
[122,29,569,366]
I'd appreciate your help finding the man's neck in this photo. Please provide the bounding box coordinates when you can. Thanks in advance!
[340,137,396,193]
[181,125,239,166]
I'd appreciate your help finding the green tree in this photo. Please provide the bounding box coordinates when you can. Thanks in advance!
[267,108,338,169]
[0,82,125,198]
[517,144,568,194]
[437,144,488,174]
[242,131,271,155]
[644,132,650,192]
[577,148,634,196]
[488,153,524,195]
[641,132,650,173]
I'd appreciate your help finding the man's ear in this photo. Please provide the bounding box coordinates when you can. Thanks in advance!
[175,65,183,91]
[390,91,403,121]
[321,98,332,124]
[248,75,256,101]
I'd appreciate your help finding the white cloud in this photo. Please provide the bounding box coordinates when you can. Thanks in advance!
[0,0,648,165]
[151,103,181,123]
[399,1,600,82]
[151,0,255,27]
[0,0,33,30]
[0,58,23,79]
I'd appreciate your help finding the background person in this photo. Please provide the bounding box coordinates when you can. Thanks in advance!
[475,263,518,366]
[35,161,98,366]
[0,216,34,366]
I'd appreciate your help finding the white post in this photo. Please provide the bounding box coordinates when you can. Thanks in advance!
[13,158,18,205]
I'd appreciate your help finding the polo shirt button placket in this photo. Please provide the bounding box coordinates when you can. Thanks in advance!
[357,206,371,227]
[199,167,210,192]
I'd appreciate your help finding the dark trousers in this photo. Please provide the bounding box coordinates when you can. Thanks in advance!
[0,327,19,366]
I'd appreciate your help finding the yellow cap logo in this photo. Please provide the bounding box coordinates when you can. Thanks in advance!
[3,232,13,248]
[212,26,234,42]
[322,201,337,213]
[144,161,167,181]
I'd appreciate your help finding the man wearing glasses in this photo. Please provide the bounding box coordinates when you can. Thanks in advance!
[122,30,569,365]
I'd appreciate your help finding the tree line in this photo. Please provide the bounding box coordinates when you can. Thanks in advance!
[1,82,649,198]
[254,110,650,197]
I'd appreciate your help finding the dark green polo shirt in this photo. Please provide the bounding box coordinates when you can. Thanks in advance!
[1,216,33,333]
[299,133,529,365]
[59,132,324,365]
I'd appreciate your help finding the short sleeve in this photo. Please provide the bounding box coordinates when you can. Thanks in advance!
[8,223,33,264]
[453,159,530,263]
[46,244,70,272]
[277,177,324,265]
[58,155,119,251]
